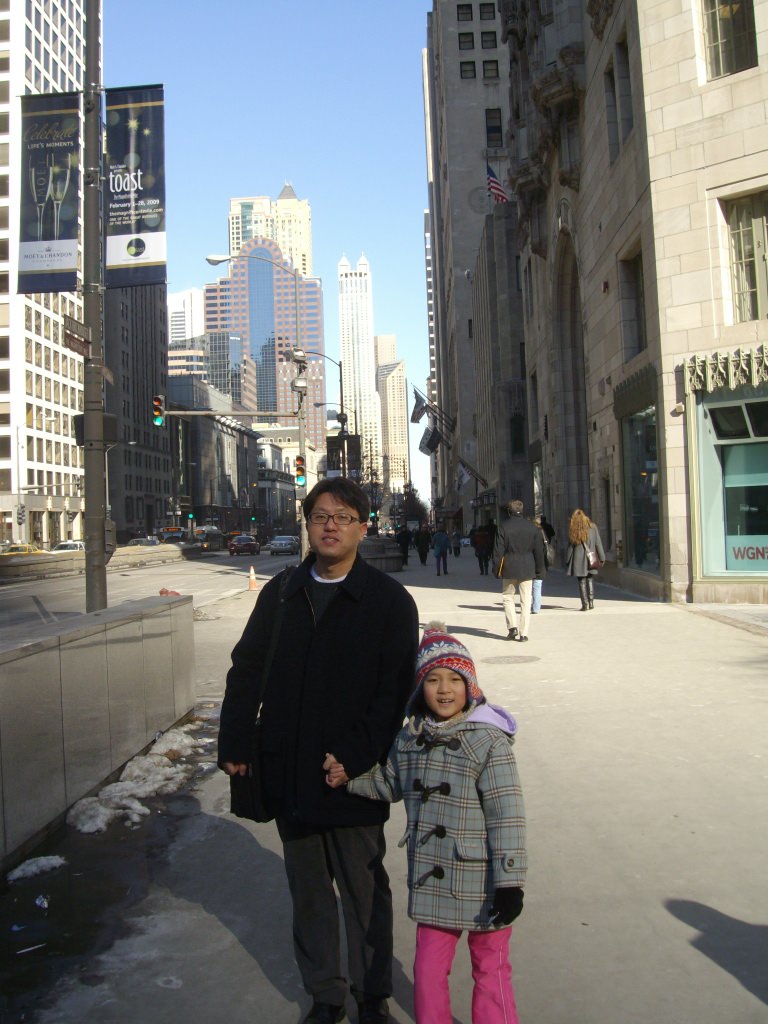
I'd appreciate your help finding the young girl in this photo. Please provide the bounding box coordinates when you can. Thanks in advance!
[325,622,527,1024]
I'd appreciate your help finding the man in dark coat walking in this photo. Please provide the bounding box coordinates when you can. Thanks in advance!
[219,478,419,1024]
[492,499,545,643]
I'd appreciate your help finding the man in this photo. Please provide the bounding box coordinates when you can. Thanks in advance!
[493,499,545,643]
[471,521,492,575]
[396,523,411,566]
[219,479,419,1024]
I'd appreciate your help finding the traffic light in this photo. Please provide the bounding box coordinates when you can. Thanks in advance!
[295,454,306,489]
[16,504,26,525]
[152,394,166,426]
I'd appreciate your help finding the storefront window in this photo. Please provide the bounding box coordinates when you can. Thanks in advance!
[622,405,660,573]
[698,389,768,573]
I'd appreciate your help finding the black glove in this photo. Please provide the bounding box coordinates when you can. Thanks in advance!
[489,887,524,927]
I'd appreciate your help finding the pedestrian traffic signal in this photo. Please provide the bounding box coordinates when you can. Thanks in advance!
[152,394,166,426]
[295,454,306,489]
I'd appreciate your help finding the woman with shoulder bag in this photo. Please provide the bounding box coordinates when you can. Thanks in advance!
[565,508,605,611]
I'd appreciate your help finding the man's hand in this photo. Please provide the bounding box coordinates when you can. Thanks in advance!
[221,762,248,777]
[323,752,349,788]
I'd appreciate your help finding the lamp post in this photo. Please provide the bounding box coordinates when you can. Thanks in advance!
[313,401,361,478]
[207,251,307,558]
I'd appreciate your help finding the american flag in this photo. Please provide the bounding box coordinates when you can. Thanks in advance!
[486,164,509,203]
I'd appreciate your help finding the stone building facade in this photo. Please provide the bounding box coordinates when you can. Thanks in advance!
[500,0,767,601]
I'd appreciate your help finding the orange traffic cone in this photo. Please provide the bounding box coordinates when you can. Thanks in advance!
[248,566,257,591]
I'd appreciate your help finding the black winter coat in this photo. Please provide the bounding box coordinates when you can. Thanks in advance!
[492,513,545,581]
[218,554,419,826]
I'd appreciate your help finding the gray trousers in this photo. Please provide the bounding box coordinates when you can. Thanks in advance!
[276,817,393,1006]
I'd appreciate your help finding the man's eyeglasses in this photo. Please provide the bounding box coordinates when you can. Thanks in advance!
[306,512,361,526]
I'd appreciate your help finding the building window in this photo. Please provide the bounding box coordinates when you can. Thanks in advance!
[622,405,660,574]
[460,60,476,79]
[482,59,498,78]
[697,392,768,573]
[485,107,503,148]
[604,62,619,162]
[481,31,497,48]
[615,36,633,142]
[458,32,474,50]
[724,191,768,323]
[619,251,647,360]
[703,0,757,80]
[479,2,495,18]
[529,371,539,433]
[523,260,534,320]
[457,3,473,20]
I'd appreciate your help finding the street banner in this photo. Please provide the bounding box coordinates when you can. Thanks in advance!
[104,85,166,287]
[18,92,80,293]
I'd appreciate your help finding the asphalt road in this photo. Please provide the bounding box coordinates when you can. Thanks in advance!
[0,550,291,640]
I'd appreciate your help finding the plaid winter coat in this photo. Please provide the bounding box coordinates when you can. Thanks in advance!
[347,704,527,930]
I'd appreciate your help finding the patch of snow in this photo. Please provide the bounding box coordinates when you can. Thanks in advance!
[7,855,67,883]
[66,726,206,835]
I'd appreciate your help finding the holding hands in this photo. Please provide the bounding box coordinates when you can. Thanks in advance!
[323,752,349,788]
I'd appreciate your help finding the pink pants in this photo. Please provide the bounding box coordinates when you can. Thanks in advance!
[413,923,520,1024]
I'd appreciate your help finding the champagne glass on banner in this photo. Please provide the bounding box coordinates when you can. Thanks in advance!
[51,155,72,241]
[28,154,53,241]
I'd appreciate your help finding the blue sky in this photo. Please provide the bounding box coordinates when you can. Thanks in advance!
[104,0,435,500]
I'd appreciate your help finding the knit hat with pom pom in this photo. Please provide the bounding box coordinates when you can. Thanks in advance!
[411,621,484,710]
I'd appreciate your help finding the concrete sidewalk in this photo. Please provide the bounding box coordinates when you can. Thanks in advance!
[2,553,767,1024]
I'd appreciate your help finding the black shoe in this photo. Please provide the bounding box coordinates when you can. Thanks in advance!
[518,635,529,642]
[303,1003,346,1024]
[357,999,389,1024]
[505,628,518,641]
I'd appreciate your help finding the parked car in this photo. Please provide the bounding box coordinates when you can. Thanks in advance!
[1,543,46,556]
[228,534,261,556]
[125,537,160,547]
[51,540,85,552]
[268,535,300,556]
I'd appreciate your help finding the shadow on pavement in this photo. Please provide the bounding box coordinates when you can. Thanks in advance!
[666,899,768,1006]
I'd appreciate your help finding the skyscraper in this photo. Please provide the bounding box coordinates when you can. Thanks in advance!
[229,185,313,276]
[205,236,325,448]
[338,254,382,480]
[0,0,87,546]
[168,288,205,345]
[375,335,409,496]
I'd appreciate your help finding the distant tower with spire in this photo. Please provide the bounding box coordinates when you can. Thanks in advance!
[228,185,313,276]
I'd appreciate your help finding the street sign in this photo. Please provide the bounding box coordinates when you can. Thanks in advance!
[63,315,92,341]
[63,331,91,359]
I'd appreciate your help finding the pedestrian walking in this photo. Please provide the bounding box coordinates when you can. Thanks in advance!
[565,508,605,610]
[470,523,492,575]
[325,622,526,1024]
[414,524,431,566]
[432,523,450,576]
[492,500,545,643]
[218,477,420,1024]
[530,516,552,614]
[396,525,411,567]
[451,528,461,557]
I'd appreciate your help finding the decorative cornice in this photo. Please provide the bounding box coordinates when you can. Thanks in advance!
[683,345,768,395]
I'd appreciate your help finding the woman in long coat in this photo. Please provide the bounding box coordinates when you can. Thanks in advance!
[565,507,605,610]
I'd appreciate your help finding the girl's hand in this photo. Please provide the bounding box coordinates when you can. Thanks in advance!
[323,753,349,787]
[326,764,349,788]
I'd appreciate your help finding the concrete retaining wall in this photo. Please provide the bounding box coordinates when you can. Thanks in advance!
[0,595,195,870]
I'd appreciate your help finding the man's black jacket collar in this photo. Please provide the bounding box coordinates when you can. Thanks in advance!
[284,552,368,603]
